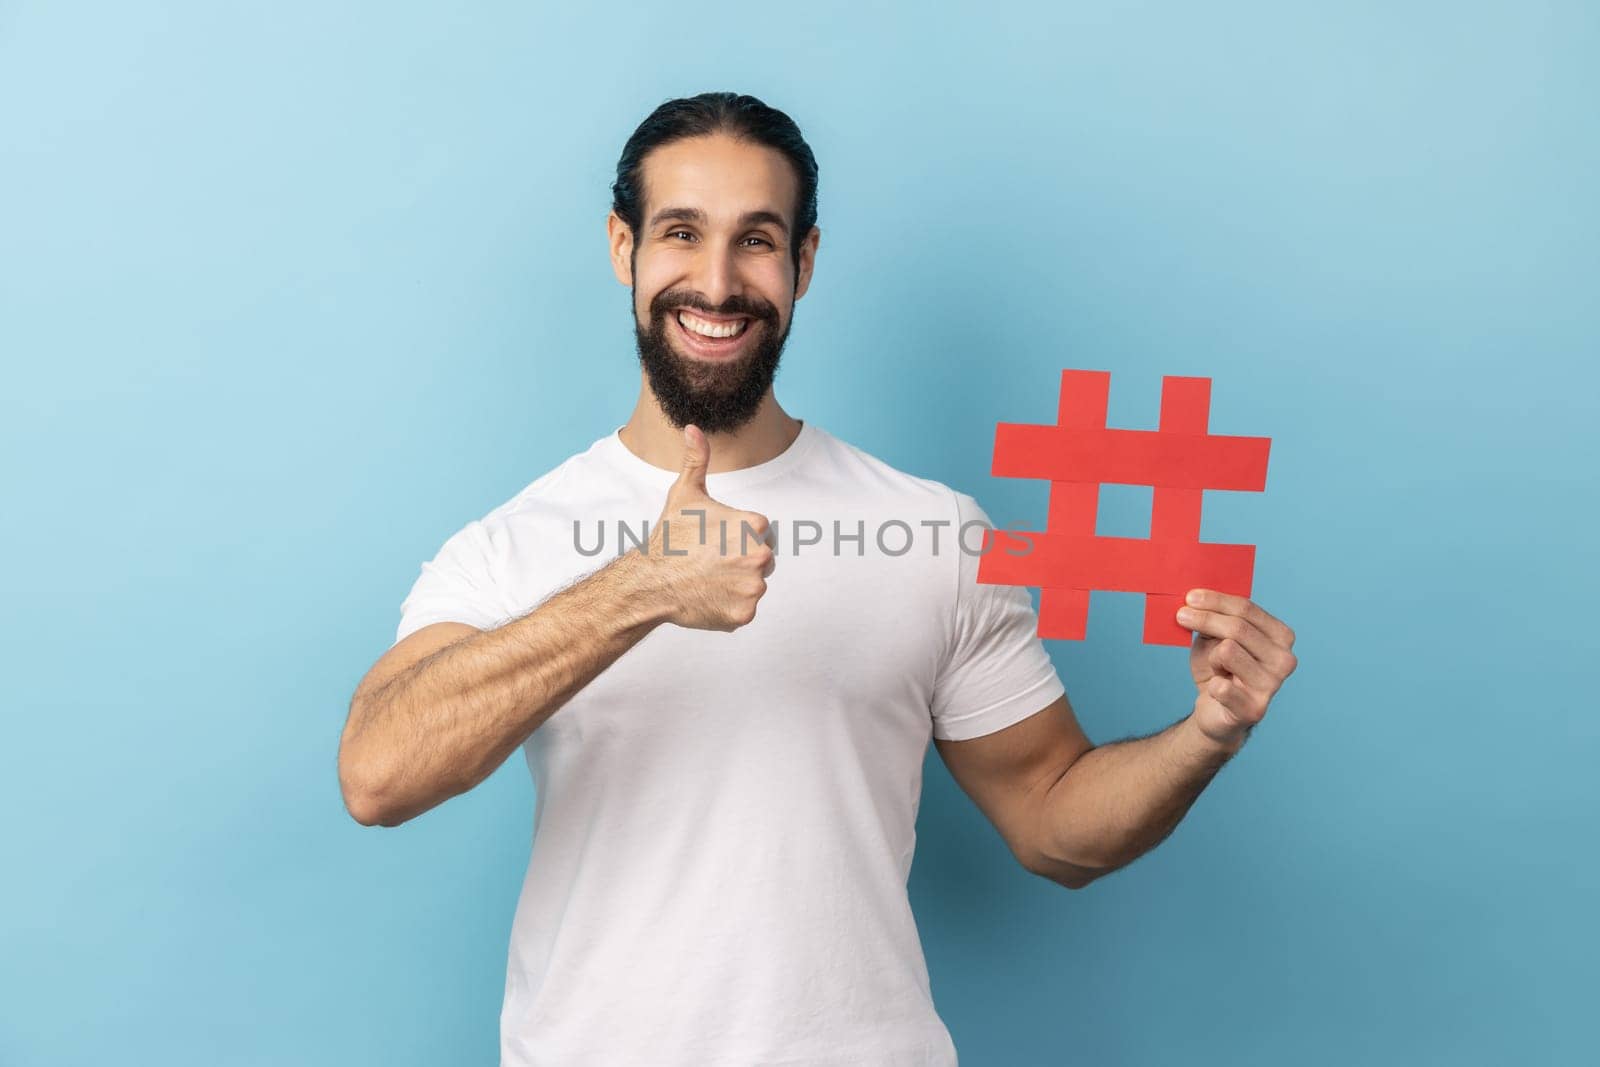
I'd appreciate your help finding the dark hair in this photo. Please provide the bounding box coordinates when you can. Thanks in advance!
[612,91,819,275]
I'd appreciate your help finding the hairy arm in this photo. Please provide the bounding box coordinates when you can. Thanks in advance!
[339,423,777,829]
[1029,715,1246,887]
[338,549,672,827]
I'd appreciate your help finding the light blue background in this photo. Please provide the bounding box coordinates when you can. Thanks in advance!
[3,2,1596,1064]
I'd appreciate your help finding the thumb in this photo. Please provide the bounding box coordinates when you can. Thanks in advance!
[673,423,710,497]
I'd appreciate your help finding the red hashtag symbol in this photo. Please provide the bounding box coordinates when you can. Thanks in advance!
[976,370,1272,646]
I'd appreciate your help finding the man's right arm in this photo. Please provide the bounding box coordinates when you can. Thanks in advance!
[338,548,674,827]
[339,422,773,828]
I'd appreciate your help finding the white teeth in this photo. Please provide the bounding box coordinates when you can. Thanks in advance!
[677,310,748,339]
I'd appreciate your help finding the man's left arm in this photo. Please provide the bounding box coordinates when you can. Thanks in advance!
[1024,703,1248,889]
[936,589,1298,889]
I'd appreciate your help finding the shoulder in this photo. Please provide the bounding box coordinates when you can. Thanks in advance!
[442,435,615,556]
[805,427,1004,556]
[489,433,620,521]
[805,424,969,516]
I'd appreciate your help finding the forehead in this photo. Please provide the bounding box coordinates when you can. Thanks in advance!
[638,134,797,227]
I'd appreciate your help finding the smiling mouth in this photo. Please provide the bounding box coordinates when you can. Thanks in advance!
[676,308,750,337]
[672,308,757,356]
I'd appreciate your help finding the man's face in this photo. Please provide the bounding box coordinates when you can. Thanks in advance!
[609,134,818,433]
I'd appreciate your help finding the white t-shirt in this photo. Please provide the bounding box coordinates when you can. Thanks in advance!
[393,419,1065,1066]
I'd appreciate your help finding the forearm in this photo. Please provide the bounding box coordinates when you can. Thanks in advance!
[342,549,672,826]
[1032,714,1247,887]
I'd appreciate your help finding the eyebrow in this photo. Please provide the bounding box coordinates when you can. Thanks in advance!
[648,205,790,237]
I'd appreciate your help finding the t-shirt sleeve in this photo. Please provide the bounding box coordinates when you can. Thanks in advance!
[929,491,1066,741]
[392,518,509,648]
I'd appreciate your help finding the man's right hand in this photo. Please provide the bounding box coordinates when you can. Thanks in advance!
[646,423,776,632]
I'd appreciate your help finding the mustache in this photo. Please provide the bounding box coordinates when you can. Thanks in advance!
[650,293,778,322]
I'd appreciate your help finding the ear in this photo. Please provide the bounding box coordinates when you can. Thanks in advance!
[607,211,635,287]
[792,225,821,301]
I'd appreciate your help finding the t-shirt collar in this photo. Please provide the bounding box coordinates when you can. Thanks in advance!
[596,419,819,495]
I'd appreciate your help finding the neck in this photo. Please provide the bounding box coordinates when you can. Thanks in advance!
[617,377,803,473]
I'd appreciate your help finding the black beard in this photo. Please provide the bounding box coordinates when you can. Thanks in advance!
[633,285,791,434]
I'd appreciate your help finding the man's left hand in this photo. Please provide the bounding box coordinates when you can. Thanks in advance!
[1175,590,1298,750]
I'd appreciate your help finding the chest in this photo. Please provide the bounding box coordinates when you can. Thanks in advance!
[507,529,951,760]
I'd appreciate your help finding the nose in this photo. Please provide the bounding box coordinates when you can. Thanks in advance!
[688,240,743,312]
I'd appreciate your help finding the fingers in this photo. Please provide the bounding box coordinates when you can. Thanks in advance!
[1176,603,1278,667]
[674,423,710,497]
[1183,588,1296,650]
[739,511,771,544]
[754,530,776,578]
[1180,591,1299,691]
[706,512,771,556]
[1206,637,1274,694]
[1203,674,1268,730]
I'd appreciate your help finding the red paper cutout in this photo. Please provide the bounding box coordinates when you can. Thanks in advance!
[976,370,1271,645]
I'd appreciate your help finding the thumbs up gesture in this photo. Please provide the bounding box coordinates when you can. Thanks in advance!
[647,424,776,632]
